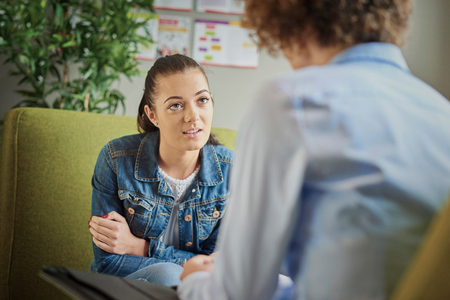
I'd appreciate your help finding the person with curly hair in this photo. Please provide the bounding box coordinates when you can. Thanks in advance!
[178,0,450,299]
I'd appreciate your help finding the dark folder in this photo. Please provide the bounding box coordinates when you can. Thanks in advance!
[39,265,179,300]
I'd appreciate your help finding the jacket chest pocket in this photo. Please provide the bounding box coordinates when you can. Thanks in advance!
[196,199,227,240]
[118,190,156,238]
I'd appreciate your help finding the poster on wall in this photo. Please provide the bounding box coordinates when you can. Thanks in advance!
[196,0,245,15]
[192,19,259,68]
[153,0,193,12]
[134,13,159,61]
[157,15,191,58]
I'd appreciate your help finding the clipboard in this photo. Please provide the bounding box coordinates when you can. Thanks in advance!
[39,265,179,300]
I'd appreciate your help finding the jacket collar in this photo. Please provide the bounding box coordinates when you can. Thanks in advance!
[328,42,410,74]
[134,131,223,186]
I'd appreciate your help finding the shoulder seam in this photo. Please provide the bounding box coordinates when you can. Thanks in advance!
[107,141,118,175]
[112,150,138,157]
[217,157,234,164]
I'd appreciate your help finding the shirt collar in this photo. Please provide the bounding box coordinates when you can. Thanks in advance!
[328,42,410,74]
[134,131,223,186]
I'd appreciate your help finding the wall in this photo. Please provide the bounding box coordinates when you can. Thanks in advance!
[1,0,449,131]
[402,0,450,101]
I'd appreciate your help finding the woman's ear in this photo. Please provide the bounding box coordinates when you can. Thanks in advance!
[144,105,158,127]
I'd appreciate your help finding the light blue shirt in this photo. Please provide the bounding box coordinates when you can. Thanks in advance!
[178,43,450,300]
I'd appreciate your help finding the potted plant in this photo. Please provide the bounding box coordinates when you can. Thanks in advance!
[0,0,155,114]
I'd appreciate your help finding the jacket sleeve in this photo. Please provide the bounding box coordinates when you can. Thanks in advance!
[148,239,197,261]
[149,219,222,261]
[90,144,189,277]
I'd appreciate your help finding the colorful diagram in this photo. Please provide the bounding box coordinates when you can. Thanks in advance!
[193,19,259,68]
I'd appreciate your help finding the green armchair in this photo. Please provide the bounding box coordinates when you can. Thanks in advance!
[0,107,237,300]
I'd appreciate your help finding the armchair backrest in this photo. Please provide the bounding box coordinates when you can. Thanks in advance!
[391,197,450,300]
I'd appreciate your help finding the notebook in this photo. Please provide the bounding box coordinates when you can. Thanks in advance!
[39,265,179,300]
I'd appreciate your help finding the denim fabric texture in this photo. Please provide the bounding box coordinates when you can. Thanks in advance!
[89,131,234,277]
[125,263,184,286]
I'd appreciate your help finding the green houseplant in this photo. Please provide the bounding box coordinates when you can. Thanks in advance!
[0,0,155,113]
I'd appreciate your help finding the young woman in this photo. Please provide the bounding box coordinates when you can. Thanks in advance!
[179,0,450,299]
[88,54,234,286]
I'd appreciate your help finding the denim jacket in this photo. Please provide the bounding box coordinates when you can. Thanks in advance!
[89,131,234,277]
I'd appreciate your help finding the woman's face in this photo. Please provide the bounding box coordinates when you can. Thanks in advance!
[145,69,213,154]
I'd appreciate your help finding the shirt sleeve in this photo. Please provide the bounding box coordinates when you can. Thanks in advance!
[178,82,308,300]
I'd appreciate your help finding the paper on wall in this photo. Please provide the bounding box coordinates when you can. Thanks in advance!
[157,15,191,58]
[196,0,245,15]
[193,19,258,68]
[134,12,159,61]
[154,0,193,12]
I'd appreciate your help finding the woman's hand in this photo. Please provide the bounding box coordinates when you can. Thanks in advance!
[180,255,215,280]
[88,211,149,257]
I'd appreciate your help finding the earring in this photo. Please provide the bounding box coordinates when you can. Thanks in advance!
[154,122,158,126]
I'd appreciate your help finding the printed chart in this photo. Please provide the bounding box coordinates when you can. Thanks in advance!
[157,15,191,58]
[196,0,245,15]
[193,19,259,68]
[134,13,159,61]
[153,0,193,11]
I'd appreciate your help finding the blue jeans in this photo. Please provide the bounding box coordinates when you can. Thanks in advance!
[125,262,183,287]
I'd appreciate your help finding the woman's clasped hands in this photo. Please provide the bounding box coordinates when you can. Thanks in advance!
[88,211,149,257]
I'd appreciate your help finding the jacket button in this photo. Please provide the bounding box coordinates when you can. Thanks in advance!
[192,189,196,193]
[213,211,220,218]
[184,215,192,222]
[185,242,192,247]
[128,207,135,215]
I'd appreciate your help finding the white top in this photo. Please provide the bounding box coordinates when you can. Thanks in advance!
[178,43,450,300]
[159,165,200,248]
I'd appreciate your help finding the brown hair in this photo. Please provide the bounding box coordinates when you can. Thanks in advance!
[137,54,219,145]
[242,0,413,55]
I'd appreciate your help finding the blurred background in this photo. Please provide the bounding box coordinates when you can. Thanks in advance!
[1,0,449,131]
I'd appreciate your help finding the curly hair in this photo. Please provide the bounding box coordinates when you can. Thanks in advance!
[242,0,413,55]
